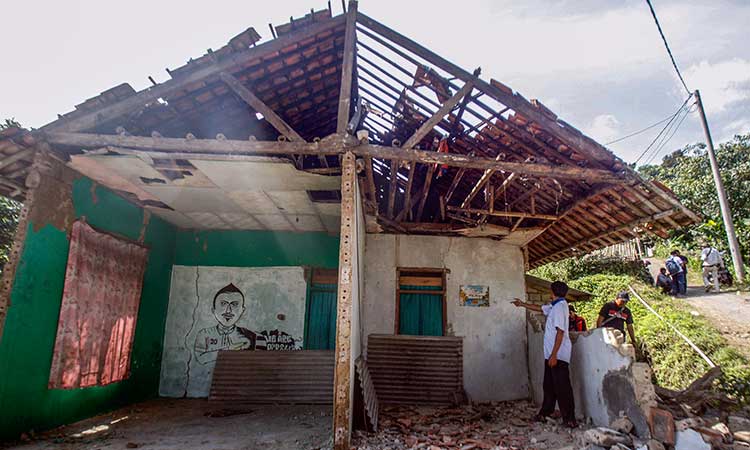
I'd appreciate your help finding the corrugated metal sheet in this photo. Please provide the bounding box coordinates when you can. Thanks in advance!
[209,350,334,405]
[366,334,464,406]
[355,356,379,431]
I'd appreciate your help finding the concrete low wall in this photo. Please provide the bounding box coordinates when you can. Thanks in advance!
[527,322,656,437]
[363,234,528,402]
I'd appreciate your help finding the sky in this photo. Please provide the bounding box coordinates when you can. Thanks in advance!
[1,0,749,166]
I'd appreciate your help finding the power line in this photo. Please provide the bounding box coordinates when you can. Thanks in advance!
[643,102,693,165]
[605,110,679,145]
[645,0,691,95]
[633,94,692,164]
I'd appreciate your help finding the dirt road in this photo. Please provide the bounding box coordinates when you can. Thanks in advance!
[684,286,750,358]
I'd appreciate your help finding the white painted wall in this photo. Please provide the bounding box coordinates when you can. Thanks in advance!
[159,266,307,398]
[362,234,529,402]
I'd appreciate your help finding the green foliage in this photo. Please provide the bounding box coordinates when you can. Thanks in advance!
[639,133,750,270]
[570,274,750,403]
[0,119,23,271]
[530,253,653,284]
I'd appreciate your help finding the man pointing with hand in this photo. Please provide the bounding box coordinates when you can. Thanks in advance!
[512,281,577,428]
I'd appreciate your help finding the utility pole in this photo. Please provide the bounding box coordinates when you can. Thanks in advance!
[694,89,745,283]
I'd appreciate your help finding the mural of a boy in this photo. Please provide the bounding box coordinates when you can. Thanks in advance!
[194,283,266,364]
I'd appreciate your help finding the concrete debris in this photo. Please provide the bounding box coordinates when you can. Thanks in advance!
[674,429,711,450]
[582,427,632,447]
[352,400,584,449]
[674,417,704,432]
[645,438,666,450]
[710,422,733,443]
[730,416,750,433]
[610,416,634,434]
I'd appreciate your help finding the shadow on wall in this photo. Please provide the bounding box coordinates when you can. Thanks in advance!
[527,320,657,438]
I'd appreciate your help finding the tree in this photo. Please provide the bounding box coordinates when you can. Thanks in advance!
[0,119,22,271]
[639,133,750,266]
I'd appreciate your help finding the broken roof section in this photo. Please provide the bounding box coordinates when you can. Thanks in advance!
[0,2,698,266]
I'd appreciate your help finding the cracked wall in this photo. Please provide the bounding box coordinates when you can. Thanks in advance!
[159,265,308,398]
[0,172,177,441]
[362,234,529,402]
[527,324,657,437]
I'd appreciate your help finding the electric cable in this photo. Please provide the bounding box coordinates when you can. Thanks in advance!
[633,94,692,164]
[646,0,691,95]
[643,103,693,165]
[606,109,681,145]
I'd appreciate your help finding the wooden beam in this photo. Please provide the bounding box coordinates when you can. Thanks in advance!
[415,164,436,221]
[387,159,399,218]
[352,144,627,183]
[446,206,558,221]
[333,151,356,450]
[219,72,304,142]
[541,210,676,263]
[459,153,503,208]
[337,1,358,134]
[45,132,630,183]
[364,156,377,203]
[401,82,474,150]
[42,14,347,134]
[0,148,34,170]
[444,168,466,204]
[403,162,416,220]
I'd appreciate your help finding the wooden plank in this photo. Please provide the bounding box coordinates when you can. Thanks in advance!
[0,148,34,170]
[459,153,503,208]
[364,156,377,203]
[333,151,356,450]
[446,206,558,221]
[398,276,442,287]
[402,162,416,220]
[415,164,436,221]
[444,168,465,204]
[43,14,347,133]
[336,1,358,134]
[219,72,304,142]
[401,82,473,150]
[44,132,630,183]
[387,159,399,219]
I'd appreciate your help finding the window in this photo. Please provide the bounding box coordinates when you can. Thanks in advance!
[304,268,338,350]
[395,268,446,336]
[48,221,149,389]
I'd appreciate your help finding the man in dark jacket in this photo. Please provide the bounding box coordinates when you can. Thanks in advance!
[596,291,637,346]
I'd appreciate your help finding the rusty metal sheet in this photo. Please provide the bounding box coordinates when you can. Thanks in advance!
[209,350,334,405]
[366,334,464,406]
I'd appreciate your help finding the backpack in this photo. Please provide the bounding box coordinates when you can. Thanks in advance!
[666,258,681,275]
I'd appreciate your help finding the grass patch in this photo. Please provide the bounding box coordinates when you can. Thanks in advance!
[569,274,750,404]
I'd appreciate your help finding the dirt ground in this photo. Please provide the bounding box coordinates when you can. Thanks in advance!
[352,400,588,450]
[2,399,332,450]
[684,286,750,359]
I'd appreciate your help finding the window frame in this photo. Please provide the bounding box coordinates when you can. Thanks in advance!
[394,267,448,336]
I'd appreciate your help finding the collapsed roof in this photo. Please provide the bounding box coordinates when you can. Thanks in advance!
[0,3,698,267]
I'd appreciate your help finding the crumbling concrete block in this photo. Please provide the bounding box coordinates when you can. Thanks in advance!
[675,417,705,432]
[674,429,711,450]
[611,416,634,434]
[583,427,633,447]
[646,438,666,450]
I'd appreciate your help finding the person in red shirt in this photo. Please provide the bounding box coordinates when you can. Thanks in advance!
[568,305,587,332]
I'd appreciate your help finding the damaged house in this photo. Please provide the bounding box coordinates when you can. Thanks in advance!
[0,2,699,449]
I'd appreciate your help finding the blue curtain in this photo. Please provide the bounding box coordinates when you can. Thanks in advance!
[399,285,443,336]
[305,283,337,349]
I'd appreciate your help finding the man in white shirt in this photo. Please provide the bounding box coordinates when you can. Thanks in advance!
[513,281,576,428]
[700,242,723,292]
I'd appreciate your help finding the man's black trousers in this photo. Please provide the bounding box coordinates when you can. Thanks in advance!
[539,359,575,423]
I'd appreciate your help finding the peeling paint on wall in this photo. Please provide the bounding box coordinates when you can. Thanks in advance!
[159,265,307,398]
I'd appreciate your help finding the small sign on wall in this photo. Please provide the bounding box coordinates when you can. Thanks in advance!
[460,285,490,307]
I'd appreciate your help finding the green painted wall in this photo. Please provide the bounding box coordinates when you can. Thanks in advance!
[0,177,177,441]
[174,230,340,268]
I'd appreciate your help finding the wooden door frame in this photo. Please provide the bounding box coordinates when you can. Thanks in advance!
[394,267,448,335]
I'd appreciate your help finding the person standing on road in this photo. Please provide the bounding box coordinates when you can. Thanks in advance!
[512,282,577,428]
[700,242,723,292]
[666,250,687,297]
